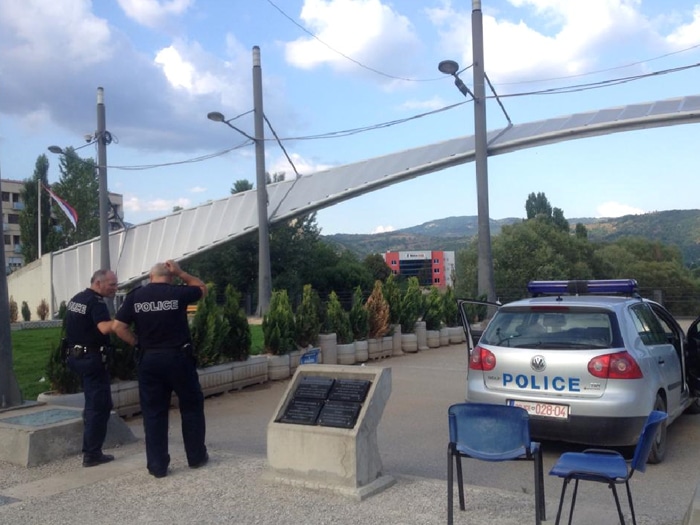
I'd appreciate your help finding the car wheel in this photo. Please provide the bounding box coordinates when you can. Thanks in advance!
[647,394,667,464]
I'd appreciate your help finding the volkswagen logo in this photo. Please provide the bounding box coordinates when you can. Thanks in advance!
[531,355,546,372]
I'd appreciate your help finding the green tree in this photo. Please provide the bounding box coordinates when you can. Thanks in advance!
[295,284,320,348]
[423,287,443,330]
[190,284,229,367]
[349,286,369,341]
[231,179,254,193]
[363,253,391,282]
[326,291,352,344]
[262,289,296,355]
[50,147,100,248]
[382,273,402,325]
[399,277,422,333]
[222,283,251,361]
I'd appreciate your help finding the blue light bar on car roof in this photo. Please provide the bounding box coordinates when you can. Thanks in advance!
[527,279,638,296]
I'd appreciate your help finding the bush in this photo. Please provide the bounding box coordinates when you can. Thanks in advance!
[383,274,402,326]
[366,280,390,339]
[190,284,230,367]
[262,290,296,355]
[295,284,320,348]
[9,296,18,323]
[349,286,369,341]
[399,277,423,333]
[326,291,352,344]
[21,301,31,322]
[45,319,80,394]
[442,286,459,327]
[423,287,444,331]
[222,284,251,361]
[58,301,67,320]
[37,299,50,321]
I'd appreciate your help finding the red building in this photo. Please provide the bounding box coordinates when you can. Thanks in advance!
[383,250,455,288]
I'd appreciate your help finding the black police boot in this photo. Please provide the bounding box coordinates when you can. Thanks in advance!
[83,453,115,467]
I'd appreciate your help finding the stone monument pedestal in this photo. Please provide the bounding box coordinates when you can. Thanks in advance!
[265,364,393,500]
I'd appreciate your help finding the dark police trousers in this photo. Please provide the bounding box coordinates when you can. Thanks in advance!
[67,352,113,459]
[138,348,207,475]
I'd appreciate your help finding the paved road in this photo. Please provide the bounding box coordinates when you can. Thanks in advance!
[1,342,698,524]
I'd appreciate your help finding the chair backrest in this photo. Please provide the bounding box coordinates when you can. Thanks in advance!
[448,403,532,461]
[630,410,668,474]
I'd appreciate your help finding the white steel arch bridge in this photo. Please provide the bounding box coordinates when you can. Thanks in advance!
[8,95,700,313]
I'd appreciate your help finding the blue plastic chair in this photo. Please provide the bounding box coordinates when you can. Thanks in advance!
[447,403,545,525]
[549,410,668,525]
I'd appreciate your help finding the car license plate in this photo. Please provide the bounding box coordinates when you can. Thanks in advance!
[508,400,569,419]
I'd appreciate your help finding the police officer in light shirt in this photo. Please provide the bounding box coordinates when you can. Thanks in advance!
[112,260,208,478]
[64,269,118,468]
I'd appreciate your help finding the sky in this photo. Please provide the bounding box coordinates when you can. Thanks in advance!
[1,0,700,236]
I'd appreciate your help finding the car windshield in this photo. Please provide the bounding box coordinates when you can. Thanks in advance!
[480,309,615,349]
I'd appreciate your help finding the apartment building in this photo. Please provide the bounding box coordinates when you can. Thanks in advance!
[2,178,124,274]
[383,250,455,288]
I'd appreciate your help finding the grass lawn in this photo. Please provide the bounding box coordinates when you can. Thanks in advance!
[11,324,265,402]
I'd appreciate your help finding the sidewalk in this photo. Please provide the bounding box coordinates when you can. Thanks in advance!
[0,343,697,524]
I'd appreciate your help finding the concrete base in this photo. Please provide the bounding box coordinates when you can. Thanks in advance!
[267,365,392,499]
[0,405,137,467]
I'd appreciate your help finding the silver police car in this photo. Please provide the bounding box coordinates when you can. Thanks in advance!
[459,279,700,464]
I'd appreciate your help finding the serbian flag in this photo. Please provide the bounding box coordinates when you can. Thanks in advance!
[43,184,78,228]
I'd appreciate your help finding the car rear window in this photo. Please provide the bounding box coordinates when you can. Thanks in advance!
[480,308,615,349]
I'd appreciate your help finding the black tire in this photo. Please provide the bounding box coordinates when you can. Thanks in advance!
[647,394,667,464]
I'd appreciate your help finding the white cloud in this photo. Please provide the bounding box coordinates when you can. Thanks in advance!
[666,6,700,47]
[190,186,207,193]
[284,0,421,80]
[596,201,644,218]
[398,96,447,112]
[428,0,651,85]
[123,196,191,213]
[372,225,395,234]
[0,0,112,67]
[117,0,193,29]
[269,152,334,178]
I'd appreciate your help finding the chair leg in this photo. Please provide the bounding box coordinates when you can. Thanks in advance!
[554,478,570,525]
[610,484,626,525]
[624,481,637,525]
[447,446,454,525]
[456,454,465,511]
[534,450,545,524]
[567,479,580,525]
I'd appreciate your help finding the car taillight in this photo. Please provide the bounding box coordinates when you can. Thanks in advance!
[588,351,643,379]
[469,345,496,371]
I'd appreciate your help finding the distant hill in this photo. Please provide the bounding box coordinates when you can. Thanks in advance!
[323,210,700,264]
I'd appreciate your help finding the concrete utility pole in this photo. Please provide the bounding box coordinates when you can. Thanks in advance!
[471,1,496,304]
[0,176,23,409]
[253,46,272,317]
[96,87,110,273]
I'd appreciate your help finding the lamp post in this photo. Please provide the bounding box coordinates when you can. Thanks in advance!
[208,46,272,317]
[438,0,496,305]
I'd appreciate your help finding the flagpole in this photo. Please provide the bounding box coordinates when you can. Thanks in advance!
[37,179,42,259]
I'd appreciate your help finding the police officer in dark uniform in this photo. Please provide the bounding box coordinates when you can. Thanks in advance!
[113,260,208,478]
[65,268,118,467]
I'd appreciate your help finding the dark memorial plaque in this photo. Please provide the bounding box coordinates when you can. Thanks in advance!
[328,379,370,403]
[294,376,335,400]
[318,400,362,429]
[279,398,324,425]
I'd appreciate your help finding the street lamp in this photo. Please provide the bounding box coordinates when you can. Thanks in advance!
[438,1,496,305]
[47,88,111,276]
[208,46,272,317]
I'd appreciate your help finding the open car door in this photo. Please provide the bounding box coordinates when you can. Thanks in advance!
[457,298,500,355]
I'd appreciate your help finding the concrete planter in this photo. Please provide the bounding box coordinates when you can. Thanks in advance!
[267,354,291,381]
[38,381,141,418]
[391,324,404,357]
[337,343,356,365]
[354,340,369,362]
[318,333,337,365]
[382,336,393,358]
[367,338,383,360]
[232,355,269,390]
[401,333,418,353]
[415,321,428,351]
[427,329,440,348]
[448,326,463,344]
[439,327,450,346]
